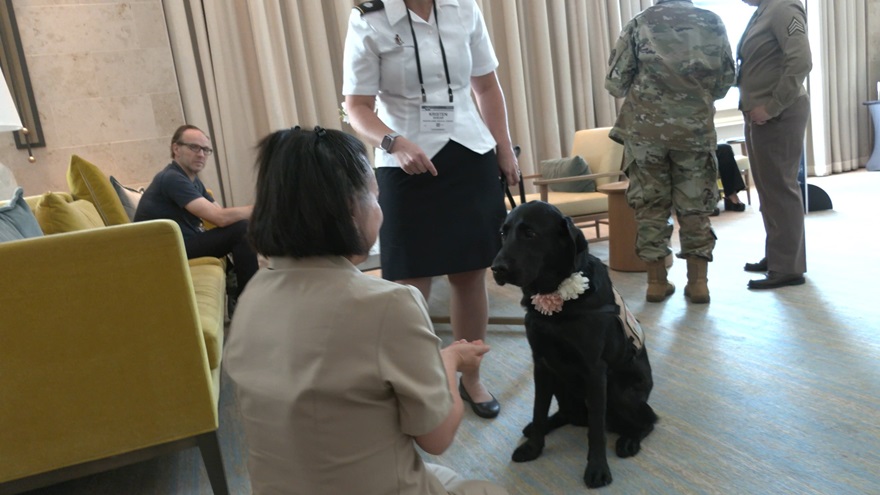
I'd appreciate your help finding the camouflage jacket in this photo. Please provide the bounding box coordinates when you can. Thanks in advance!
[606,0,736,151]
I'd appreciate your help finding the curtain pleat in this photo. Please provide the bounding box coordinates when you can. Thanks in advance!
[808,0,868,175]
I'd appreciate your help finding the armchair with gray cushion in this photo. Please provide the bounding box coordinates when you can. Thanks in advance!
[514,127,625,240]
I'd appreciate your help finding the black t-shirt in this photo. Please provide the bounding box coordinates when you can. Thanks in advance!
[134,162,214,238]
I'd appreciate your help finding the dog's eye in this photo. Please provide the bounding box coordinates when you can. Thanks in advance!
[524,228,538,239]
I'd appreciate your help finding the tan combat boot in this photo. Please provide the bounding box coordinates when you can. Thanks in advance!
[684,258,710,304]
[646,260,675,302]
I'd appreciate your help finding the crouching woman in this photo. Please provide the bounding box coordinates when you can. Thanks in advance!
[224,126,508,495]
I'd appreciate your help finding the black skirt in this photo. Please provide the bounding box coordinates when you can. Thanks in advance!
[376,141,506,280]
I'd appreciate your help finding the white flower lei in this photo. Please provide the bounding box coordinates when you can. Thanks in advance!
[557,272,590,301]
[530,272,591,316]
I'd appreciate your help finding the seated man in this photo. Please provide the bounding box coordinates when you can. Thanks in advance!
[135,124,258,298]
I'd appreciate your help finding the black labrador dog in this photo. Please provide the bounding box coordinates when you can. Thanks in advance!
[491,201,658,488]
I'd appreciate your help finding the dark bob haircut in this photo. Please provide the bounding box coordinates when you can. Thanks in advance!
[249,126,373,258]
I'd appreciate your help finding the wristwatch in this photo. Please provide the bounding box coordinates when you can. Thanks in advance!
[380,132,400,153]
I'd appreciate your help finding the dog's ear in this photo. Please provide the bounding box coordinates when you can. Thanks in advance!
[566,217,588,254]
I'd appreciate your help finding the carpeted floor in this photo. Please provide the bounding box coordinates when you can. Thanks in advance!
[21,170,880,494]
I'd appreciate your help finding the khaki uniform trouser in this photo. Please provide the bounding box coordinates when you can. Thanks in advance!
[623,142,718,262]
[743,95,810,275]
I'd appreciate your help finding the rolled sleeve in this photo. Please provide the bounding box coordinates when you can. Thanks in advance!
[377,286,452,437]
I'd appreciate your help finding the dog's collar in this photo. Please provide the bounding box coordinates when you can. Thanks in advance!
[530,272,590,316]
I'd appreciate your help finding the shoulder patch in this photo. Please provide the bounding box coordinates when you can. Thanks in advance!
[787,17,805,36]
[354,0,385,15]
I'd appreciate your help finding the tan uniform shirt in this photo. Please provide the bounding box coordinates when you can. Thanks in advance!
[224,256,453,495]
[736,0,812,117]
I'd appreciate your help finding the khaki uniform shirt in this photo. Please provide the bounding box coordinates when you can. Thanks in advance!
[606,0,735,151]
[736,0,812,117]
[224,256,453,495]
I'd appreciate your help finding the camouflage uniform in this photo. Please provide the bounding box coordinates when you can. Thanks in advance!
[606,0,735,262]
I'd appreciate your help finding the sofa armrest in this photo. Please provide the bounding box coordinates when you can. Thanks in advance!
[0,220,219,483]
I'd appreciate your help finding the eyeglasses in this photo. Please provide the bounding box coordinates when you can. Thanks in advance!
[177,142,213,156]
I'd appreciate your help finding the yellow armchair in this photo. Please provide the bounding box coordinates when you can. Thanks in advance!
[0,220,228,494]
[519,127,625,240]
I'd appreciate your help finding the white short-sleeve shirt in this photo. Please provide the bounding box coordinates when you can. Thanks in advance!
[343,0,499,167]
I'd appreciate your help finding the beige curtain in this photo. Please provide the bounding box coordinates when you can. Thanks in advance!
[805,0,869,175]
[163,0,649,203]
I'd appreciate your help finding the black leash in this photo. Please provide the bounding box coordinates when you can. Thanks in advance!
[502,145,526,209]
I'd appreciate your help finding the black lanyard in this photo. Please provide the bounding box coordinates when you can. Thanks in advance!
[405,2,453,104]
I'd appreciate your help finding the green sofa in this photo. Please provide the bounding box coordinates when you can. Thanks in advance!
[0,155,229,494]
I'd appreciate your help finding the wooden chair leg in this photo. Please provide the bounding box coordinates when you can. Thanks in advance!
[742,169,752,205]
[197,432,230,495]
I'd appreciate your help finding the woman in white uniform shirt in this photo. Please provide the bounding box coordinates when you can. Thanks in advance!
[343,0,518,419]
[225,126,508,495]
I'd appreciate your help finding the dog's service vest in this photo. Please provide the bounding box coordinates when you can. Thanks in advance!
[609,287,644,353]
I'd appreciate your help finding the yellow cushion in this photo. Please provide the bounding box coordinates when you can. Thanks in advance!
[189,259,226,370]
[67,155,130,226]
[34,192,105,235]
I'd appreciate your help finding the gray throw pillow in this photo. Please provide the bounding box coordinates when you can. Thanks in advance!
[539,156,596,193]
[110,176,144,222]
[0,187,43,242]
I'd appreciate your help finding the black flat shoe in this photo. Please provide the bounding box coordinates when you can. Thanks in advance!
[724,198,746,212]
[744,258,767,272]
[748,271,805,290]
[459,379,500,419]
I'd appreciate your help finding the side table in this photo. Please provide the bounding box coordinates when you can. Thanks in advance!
[597,181,672,272]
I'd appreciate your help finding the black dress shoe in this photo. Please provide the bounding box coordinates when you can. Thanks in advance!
[724,198,746,212]
[744,258,768,272]
[748,271,805,290]
[459,380,500,419]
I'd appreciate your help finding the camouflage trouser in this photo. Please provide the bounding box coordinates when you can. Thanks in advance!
[623,141,718,262]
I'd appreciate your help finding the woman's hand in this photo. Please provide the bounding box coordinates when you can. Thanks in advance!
[442,339,490,375]
[497,145,520,186]
[392,136,438,176]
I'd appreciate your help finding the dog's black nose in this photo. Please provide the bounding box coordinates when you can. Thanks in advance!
[491,264,508,285]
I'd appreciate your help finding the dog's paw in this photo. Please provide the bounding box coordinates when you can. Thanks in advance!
[615,436,642,457]
[512,439,544,462]
[583,461,613,488]
[522,413,570,438]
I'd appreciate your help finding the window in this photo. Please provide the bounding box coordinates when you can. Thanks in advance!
[693,0,756,110]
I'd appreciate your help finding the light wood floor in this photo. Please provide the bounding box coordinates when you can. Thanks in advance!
[21,170,880,495]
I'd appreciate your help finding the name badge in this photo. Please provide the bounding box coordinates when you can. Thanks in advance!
[420,104,454,133]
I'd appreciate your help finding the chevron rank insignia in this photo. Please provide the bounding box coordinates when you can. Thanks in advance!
[788,17,805,36]
[354,0,384,15]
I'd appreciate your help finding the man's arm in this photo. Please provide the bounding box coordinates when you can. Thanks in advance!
[764,1,812,117]
[184,197,252,228]
[605,22,638,98]
[713,27,737,101]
